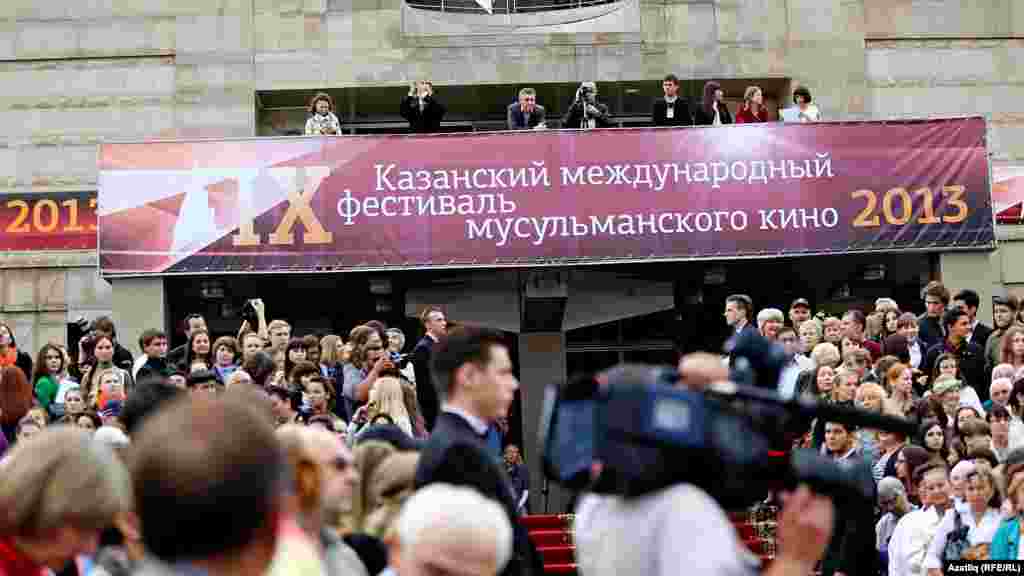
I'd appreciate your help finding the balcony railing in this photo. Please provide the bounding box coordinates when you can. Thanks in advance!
[405,0,619,14]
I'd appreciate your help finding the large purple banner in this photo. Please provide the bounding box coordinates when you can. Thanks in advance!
[98,117,993,276]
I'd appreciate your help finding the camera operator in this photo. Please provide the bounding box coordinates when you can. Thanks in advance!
[562,82,612,130]
[573,356,836,576]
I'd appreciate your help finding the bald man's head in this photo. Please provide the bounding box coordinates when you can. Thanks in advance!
[276,424,357,520]
[390,484,513,576]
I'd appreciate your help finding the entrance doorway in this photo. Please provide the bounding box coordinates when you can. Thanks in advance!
[566,309,679,377]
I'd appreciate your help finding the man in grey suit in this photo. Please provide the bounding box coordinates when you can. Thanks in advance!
[507,87,547,130]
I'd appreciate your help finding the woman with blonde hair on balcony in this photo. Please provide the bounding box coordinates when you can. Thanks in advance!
[735,86,766,123]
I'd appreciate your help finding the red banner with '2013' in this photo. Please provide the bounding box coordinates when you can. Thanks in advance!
[0,192,97,251]
[97,117,994,277]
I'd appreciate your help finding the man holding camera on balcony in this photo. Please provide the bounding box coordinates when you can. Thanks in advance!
[562,81,612,130]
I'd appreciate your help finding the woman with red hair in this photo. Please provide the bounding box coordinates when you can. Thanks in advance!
[0,365,32,443]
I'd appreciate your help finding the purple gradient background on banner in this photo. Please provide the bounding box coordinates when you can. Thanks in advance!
[98,118,993,276]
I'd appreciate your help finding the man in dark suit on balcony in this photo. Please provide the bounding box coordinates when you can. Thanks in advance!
[400,80,446,133]
[507,87,547,130]
[652,74,692,127]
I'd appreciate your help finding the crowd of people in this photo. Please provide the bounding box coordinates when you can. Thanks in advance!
[301,77,823,135]
[0,280,847,576]
[0,286,577,573]
[7,276,1023,576]
[721,281,1024,575]
[0,307,543,576]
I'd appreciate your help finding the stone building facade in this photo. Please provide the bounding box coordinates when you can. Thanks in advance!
[0,0,1022,351]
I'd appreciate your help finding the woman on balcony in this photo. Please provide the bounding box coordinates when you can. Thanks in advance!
[693,81,732,126]
[783,86,821,123]
[735,86,766,123]
[305,92,342,136]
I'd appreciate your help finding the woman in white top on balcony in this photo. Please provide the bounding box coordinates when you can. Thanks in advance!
[304,92,341,136]
[782,86,821,123]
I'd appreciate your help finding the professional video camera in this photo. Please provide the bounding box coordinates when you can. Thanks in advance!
[539,330,918,511]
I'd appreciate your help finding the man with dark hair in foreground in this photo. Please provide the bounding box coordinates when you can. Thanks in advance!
[415,324,544,576]
[128,391,285,576]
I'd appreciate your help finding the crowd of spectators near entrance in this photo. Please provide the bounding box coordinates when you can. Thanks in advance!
[719,282,1024,575]
[6,277,1024,576]
[0,302,545,576]
[301,77,822,136]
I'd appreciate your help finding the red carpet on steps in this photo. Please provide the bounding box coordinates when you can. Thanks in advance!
[520,507,778,576]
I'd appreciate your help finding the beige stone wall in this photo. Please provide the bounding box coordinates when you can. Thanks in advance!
[863,0,1024,161]
[0,265,112,352]
[0,0,876,191]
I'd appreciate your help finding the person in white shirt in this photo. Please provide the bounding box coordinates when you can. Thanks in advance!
[924,467,1003,573]
[782,86,821,123]
[576,358,838,576]
[888,461,953,576]
[877,477,915,574]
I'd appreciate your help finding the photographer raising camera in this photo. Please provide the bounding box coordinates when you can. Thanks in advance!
[562,82,612,130]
